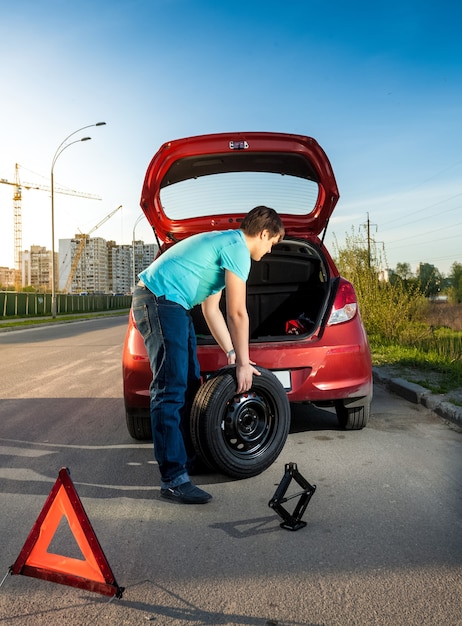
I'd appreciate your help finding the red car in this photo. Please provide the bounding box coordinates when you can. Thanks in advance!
[123,132,372,478]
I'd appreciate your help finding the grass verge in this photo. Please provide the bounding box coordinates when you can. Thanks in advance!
[370,338,462,396]
[0,310,130,329]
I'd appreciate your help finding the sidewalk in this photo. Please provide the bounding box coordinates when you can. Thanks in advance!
[373,366,462,429]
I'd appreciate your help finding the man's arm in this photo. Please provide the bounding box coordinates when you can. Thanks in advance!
[224,269,260,393]
[201,272,260,392]
[201,291,234,357]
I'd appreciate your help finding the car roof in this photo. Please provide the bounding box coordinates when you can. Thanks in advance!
[140,131,339,242]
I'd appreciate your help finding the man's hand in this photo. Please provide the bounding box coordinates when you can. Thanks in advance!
[236,362,261,394]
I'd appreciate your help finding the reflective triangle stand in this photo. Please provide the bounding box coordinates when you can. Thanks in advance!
[8,467,124,598]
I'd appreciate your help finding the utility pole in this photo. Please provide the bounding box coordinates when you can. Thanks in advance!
[363,213,378,269]
[367,213,371,269]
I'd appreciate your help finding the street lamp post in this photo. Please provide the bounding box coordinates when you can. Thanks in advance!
[50,122,106,317]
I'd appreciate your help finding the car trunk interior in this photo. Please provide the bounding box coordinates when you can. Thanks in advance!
[192,239,331,343]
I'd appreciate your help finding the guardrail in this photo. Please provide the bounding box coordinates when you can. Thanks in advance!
[0,292,132,318]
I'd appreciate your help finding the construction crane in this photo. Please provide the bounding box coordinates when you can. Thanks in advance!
[63,205,122,293]
[0,163,101,280]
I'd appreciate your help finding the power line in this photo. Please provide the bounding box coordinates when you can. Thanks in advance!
[366,157,462,222]
[380,197,462,231]
[385,219,462,246]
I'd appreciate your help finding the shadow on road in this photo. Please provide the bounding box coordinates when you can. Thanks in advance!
[0,397,337,500]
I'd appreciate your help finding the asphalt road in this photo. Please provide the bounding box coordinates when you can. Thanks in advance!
[0,317,461,626]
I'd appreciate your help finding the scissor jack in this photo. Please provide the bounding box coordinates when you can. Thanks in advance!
[269,462,316,531]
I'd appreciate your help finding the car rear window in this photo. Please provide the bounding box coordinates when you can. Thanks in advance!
[159,171,319,221]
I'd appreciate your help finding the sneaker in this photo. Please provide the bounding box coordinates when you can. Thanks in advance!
[160,481,212,504]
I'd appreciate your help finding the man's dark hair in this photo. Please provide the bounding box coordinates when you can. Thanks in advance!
[240,206,285,240]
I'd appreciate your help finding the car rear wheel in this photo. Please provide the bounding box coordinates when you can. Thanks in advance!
[125,410,152,440]
[335,401,370,430]
[190,366,290,479]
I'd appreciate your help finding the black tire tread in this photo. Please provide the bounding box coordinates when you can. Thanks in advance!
[336,403,370,430]
[125,411,152,440]
[190,367,290,479]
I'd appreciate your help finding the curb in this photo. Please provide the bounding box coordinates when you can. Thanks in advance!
[373,367,462,428]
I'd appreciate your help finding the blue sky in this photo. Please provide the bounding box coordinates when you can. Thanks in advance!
[1,0,461,275]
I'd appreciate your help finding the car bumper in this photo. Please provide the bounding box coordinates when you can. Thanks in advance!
[123,322,373,411]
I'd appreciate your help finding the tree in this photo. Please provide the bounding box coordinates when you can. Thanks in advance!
[332,229,427,342]
[448,262,462,303]
[416,262,443,298]
[390,262,418,291]
[395,262,413,281]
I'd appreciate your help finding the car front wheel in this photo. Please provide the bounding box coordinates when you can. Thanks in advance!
[190,366,291,479]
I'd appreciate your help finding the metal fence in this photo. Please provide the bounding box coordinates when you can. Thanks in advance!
[0,292,132,318]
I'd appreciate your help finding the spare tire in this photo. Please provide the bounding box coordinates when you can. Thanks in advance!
[190,366,290,479]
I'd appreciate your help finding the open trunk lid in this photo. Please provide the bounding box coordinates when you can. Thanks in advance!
[140,132,339,243]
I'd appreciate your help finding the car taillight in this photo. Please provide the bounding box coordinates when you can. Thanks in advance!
[327,278,358,326]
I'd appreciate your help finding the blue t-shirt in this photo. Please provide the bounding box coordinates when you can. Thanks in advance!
[139,230,250,310]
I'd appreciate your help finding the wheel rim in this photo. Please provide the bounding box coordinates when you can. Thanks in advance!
[221,390,277,458]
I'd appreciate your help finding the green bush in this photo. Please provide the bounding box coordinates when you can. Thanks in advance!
[333,229,428,343]
[333,229,462,390]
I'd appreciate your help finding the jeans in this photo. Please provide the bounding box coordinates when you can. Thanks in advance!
[132,284,200,489]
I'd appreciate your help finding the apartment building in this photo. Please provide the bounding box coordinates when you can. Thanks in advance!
[110,240,157,294]
[58,237,157,294]
[0,266,16,288]
[59,236,108,293]
[21,246,56,290]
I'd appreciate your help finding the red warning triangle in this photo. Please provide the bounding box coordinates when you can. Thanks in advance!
[10,467,124,598]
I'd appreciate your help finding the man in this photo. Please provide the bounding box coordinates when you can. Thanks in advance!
[132,205,285,504]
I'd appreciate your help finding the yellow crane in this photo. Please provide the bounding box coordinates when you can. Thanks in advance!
[63,205,123,293]
[0,163,101,282]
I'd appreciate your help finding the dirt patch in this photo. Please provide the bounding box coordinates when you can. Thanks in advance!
[425,302,462,331]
